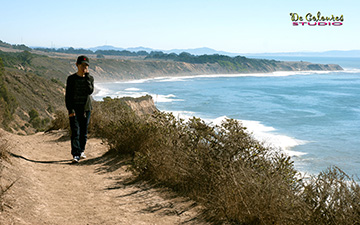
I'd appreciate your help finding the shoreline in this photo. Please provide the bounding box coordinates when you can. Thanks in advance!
[94,68,349,84]
[93,68,349,103]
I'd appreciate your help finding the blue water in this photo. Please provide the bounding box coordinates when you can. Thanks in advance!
[94,57,360,177]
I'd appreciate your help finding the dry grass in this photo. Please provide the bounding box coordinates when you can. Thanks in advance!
[0,131,10,165]
[300,166,360,224]
[51,97,360,224]
[46,110,69,132]
[0,130,13,211]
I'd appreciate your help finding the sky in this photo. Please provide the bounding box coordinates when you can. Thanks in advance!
[0,0,359,53]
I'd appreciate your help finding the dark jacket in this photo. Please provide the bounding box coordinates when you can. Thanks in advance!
[65,73,94,114]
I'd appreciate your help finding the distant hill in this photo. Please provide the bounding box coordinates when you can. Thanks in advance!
[90,45,360,58]
[87,45,360,58]
[87,45,239,56]
[89,45,125,52]
[161,47,236,56]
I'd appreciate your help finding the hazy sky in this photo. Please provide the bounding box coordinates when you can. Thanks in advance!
[0,0,358,53]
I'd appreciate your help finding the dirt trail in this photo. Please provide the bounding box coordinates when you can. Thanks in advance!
[0,130,205,225]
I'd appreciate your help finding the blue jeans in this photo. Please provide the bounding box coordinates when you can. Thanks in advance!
[69,110,91,157]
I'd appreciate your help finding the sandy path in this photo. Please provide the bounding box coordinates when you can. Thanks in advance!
[0,130,205,225]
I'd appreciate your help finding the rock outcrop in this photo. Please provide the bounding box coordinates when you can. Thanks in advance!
[122,95,159,117]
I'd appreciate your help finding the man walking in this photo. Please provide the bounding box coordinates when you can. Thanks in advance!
[65,55,94,163]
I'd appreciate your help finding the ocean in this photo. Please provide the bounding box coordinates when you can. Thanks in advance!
[94,56,360,177]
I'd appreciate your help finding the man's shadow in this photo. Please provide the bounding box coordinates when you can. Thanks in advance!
[10,153,73,164]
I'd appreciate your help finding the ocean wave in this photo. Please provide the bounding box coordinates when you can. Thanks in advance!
[93,84,112,100]
[342,68,360,73]
[115,78,152,84]
[152,94,184,103]
[152,77,190,82]
[124,87,141,91]
[202,116,308,157]
[94,84,184,103]
[162,110,196,120]
[240,119,308,156]
[94,82,147,100]
[114,90,149,98]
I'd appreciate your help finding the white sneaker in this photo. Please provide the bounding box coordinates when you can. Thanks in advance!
[72,156,80,163]
[80,152,86,159]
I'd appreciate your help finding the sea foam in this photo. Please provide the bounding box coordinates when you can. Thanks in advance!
[124,88,141,91]
[203,116,308,157]
[153,94,184,103]
[94,84,183,103]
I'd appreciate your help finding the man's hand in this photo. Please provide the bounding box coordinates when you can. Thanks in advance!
[69,113,76,117]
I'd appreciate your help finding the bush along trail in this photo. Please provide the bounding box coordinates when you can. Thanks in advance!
[0,129,205,224]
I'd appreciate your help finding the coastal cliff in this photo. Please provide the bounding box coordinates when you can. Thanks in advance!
[90,58,343,81]
[122,95,159,117]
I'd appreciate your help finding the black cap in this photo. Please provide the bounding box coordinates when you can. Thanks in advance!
[76,55,89,65]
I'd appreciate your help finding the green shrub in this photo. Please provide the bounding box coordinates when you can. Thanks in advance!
[0,58,18,128]
[47,105,54,114]
[28,109,51,131]
[29,109,39,121]
[30,117,42,129]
